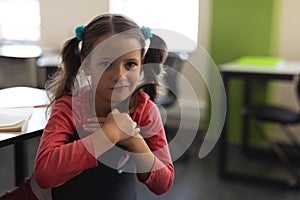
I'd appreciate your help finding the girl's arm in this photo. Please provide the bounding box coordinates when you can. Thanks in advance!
[35,102,138,188]
[119,103,174,195]
[140,128,174,195]
[34,110,99,188]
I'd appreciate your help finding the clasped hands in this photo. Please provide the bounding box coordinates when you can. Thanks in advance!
[82,108,141,147]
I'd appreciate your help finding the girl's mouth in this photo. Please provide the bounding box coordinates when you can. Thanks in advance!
[111,85,129,90]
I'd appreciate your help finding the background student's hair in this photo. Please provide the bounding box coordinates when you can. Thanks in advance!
[46,13,167,109]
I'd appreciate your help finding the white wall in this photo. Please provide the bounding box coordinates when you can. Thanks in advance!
[277,0,300,60]
[275,0,300,107]
[166,0,211,129]
[273,0,300,142]
[39,0,109,50]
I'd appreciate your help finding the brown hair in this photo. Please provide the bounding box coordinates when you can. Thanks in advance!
[142,34,168,101]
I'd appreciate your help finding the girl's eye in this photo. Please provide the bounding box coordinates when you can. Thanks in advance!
[126,62,138,69]
[99,61,111,68]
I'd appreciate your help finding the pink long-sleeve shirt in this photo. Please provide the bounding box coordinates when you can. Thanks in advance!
[34,89,174,195]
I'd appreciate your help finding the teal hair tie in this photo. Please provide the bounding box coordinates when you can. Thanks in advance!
[75,25,85,41]
[141,26,153,39]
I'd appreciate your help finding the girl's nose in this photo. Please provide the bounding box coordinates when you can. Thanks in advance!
[112,65,126,82]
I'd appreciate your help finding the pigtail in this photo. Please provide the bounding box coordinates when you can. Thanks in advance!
[141,34,168,101]
[45,37,82,108]
[128,34,167,114]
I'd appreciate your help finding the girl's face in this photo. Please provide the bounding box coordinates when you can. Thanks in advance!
[87,34,143,107]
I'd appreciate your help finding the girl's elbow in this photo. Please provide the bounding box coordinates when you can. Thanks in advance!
[34,170,51,188]
[153,173,174,195]
[164,177,174,194]
[34,163,54,188]
[152,183,171,195]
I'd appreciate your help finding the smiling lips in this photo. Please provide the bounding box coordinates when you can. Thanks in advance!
[110,85,129,90]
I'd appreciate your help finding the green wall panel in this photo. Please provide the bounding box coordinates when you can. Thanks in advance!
[210,0,280,142]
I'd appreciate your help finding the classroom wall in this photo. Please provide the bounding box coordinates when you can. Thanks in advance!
[275,0,300,107]
[273,0,300,142]
[39,0,109,50]
[277,0,300,60]
[210,0,300,143]
[175,0,211,129]
[210,0,279,142]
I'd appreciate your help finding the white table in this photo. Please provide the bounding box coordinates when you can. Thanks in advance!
[0,87,49,185]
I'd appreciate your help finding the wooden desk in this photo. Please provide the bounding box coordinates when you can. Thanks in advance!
[219,61,300,189]
[0,87,49,185]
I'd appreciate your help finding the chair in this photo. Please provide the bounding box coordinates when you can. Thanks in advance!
[241,76,300,187]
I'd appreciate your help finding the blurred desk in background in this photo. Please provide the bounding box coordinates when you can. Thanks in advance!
[219,60,300,189]
[0,87,49,185]
[0,40,42,88]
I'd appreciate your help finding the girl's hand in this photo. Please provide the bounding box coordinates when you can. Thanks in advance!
[117,133,143,149]
[101,109,140,144]
[82,117,106,133]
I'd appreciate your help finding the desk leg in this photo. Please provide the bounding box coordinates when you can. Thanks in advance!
[219,75,229,177]
[14,142,27,185]
[241,80,251,154]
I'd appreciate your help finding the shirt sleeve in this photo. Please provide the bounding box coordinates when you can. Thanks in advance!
[136,101,174,195]
[34,99,98,188]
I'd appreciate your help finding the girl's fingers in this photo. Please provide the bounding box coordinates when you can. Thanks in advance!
[86,117,106,123]
[83,123,102,128]
[82,126,98,133]
[83,117,105,132]
[134,128,140,136]
[112,108,119,114]
[86,117,98,123]
[86,117,106,125]
[132,122,137,129]
[97,117,106,123]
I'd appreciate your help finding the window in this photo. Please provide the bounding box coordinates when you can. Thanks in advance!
[110,0,199,52]
[0,0,40,41]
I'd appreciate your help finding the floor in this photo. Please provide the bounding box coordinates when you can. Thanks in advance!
[1,130,300,200]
